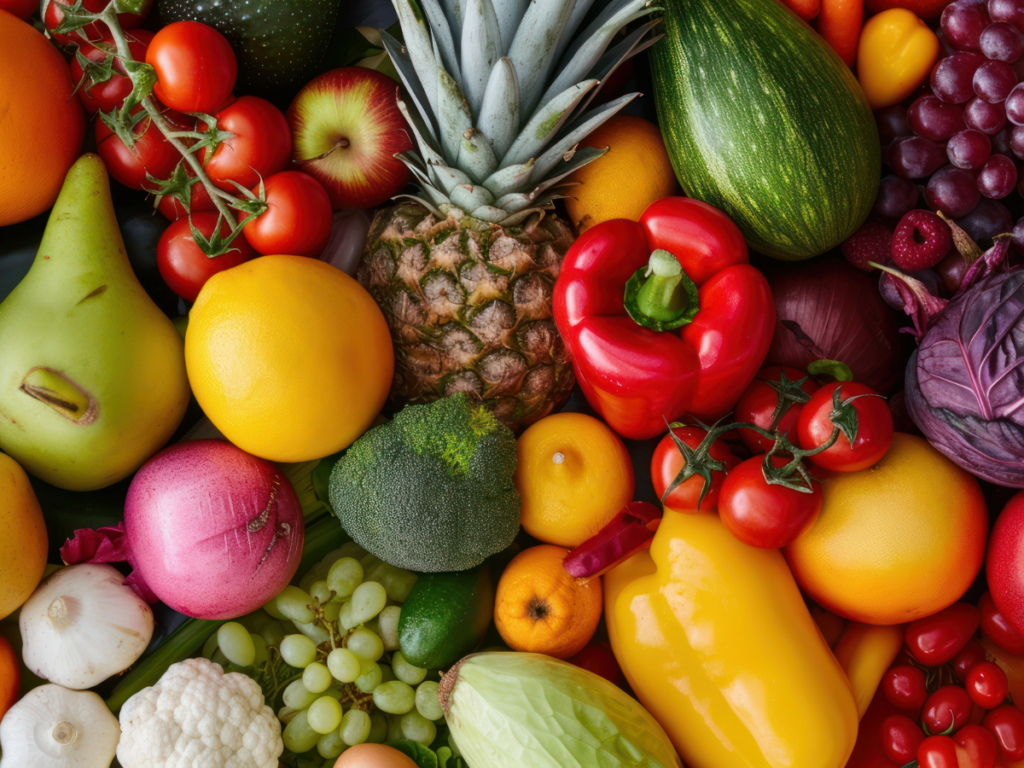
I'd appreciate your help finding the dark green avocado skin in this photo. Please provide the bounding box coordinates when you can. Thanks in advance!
[398,567,495,670]
[158,0,339,102]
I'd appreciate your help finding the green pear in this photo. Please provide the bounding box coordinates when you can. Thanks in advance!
[0,154,190,491]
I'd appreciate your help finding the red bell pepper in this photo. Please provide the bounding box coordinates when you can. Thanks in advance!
[553,197,775,440]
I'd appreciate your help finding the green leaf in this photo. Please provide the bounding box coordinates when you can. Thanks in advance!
[807,359,854,381]
[386,740,439,768]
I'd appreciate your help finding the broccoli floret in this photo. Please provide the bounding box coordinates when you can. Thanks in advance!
[328,394,521,572]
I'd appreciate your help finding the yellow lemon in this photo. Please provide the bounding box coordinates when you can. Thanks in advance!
[514,412,634,548]
[185,256,394,462]
[0,453,47,620]
[564,115,678,234]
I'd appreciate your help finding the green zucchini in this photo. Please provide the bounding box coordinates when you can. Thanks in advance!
[651,0,880,261]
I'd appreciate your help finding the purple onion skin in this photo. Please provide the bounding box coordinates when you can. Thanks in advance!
[125,439,305,619]
[906,268,1024,487]
[765,256,912,394]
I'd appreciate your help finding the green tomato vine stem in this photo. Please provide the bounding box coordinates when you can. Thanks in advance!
[95,2,241,223]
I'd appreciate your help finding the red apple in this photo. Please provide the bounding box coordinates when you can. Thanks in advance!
[286,67,413,210]
[988,492,1024,637]
[865,0,951,19]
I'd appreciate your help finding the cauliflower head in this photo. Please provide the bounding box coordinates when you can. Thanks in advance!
[117,657,283,768]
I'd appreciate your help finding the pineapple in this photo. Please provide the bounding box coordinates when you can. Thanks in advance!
[359,0,662,430]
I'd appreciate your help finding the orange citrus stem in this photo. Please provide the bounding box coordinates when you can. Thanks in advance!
[564,501,661,580]
[819,0,863,67]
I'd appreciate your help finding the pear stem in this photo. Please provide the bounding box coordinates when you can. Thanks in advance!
[96,6,241,223]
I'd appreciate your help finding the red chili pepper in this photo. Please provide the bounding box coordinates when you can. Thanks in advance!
[905,602,981,666]
[981,592,1024,655]
[563,501,661,580]
[553,197,775,440]
[819,0,863,67]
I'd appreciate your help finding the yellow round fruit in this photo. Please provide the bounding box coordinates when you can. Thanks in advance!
[185,256,394,462]
[514,412,634,548]
[0,453,47,620]
[785,433,987,625]
[564,114,678,234]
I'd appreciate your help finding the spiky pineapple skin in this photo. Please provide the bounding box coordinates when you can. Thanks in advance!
[358,202,576,431]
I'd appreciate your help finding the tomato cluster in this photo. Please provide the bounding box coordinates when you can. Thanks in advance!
[650,367,894,549]
[59,16,338,303]
[876,600,1024,768]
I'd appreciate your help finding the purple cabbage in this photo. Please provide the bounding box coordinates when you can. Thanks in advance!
[905,258,1024,487]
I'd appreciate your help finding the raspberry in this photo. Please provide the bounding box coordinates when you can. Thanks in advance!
[841,221,892,271]
[891,210,954,271]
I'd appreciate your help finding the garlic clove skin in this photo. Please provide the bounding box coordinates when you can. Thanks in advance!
[0,684,119,768]
[20,564,154,690]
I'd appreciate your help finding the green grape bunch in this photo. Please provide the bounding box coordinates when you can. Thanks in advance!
[200,541,450,763]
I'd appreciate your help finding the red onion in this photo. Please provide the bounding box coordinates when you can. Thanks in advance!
[764,255,912,393]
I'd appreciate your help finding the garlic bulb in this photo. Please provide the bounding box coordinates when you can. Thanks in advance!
[20,563,154,689]
[0,684,119,768]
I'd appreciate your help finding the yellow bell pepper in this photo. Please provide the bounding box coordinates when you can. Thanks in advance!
[832,623,904,719]
[605,511,858,768]
[857,8,939,109]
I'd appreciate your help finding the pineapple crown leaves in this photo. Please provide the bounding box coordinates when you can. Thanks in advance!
[384,0,663,225]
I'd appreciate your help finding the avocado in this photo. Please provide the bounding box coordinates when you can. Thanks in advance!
[157,0,339,103]
[398,566,494,670]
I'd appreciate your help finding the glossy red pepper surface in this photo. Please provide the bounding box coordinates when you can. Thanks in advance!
[553,197,775,440]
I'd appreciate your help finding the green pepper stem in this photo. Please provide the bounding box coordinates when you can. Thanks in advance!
[635,250,689,323]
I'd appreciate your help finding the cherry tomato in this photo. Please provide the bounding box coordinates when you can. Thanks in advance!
[980,592,1024,655]
[984,706,1024,761]
[566,642,624,687]
[156,212,254,303]
[733,366,819,453]
[95,105,185,191]
[242,171,333,257]
[718,455,822,548]
[69,28,154,114]
[919,735,961,768]
[881,714,926,764]
[146,21,237,114]
[954,640,990,682]
[44,0,152,43]
[967,662,1010,710]
[198,96,292,192]
[883,665,929,714]
[906,603,982,667]
[650,426,736,512]
[797,381,894,472]
[954,724,998,768]
[1,0,38,21]
[923,685,975,734]
[156,170,216,221]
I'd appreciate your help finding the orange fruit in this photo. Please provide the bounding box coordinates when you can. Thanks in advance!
[564,114,677,234]
[0,10,85,226]
[0,632,18,721]
[494,544,602,659]
[514,412,634,548]
[785,433,987,625]
[0,453,47,620]
[185,255,394,462]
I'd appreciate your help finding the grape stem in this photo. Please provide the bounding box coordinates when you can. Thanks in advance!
[95,2,243,223]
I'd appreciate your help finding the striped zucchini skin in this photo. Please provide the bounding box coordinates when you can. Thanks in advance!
[652,0,880,261]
